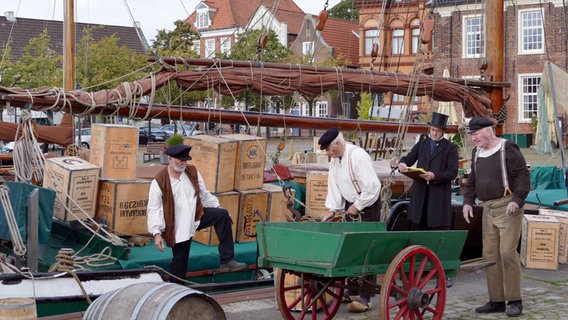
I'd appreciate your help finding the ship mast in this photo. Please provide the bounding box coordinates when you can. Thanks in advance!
[485,0,504,135]
[62,0,75,135]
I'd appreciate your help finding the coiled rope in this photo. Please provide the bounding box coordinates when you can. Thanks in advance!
[0,184,26,256]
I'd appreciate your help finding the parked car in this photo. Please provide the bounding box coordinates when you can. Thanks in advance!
[138,127,170,142]
[75,127,91,149]
[1,141,45,153]
[160,124,204,136]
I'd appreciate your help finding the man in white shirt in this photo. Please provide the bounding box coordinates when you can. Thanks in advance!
[319,127,382,313]
[147,144,245,283]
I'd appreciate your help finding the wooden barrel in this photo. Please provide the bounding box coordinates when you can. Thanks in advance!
[0,298,37,320]
[83,282,225,320]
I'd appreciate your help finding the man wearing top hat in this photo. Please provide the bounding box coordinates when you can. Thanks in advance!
[398,112,459,231]
[147,144,245,284]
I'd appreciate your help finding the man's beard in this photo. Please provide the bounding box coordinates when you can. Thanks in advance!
[172,163,186,172]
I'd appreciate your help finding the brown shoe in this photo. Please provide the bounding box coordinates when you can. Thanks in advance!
[347,297,371,313]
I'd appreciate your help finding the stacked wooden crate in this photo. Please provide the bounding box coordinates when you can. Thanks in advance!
[90,124,151,235]
[186,134,272,245]
[43,156,100,221]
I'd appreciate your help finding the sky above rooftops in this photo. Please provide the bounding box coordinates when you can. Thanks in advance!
[4,0,342,44]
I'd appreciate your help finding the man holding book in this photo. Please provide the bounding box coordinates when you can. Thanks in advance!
[397,112,459,232]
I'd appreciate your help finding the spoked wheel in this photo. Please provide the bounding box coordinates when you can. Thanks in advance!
[379,245,446,320]
[274,268,344,320]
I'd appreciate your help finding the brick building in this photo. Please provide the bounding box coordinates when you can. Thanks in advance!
[432,0,567,137]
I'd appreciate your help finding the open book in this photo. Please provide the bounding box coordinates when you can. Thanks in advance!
[400,167,426,181]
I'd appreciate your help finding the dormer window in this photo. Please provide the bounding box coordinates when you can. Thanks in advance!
[196,3,211,29]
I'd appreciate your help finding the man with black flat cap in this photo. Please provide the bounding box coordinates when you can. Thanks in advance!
[147,144,245,284]
[318,127,381,313]
[462,117,530,317]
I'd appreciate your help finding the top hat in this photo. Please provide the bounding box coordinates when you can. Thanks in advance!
[428,112,449,129]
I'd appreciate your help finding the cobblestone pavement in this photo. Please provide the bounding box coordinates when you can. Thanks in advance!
[222,264,568,320]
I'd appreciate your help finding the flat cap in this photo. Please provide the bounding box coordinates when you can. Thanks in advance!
[165,144,192,160]
[318,127,339,150]
[467,117,495,133]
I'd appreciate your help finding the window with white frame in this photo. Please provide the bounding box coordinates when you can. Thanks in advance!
[192,40,201,56]
[411,27,420,54]
[316,101,328,117]
[303,41,314,55]
[364,29,379,55]
[463,16,484,58]
[392,29,404,55]
[519,10,543,54]
[300,102,309,116]
[220,37,231,54]
[518,74,541,122]
[196,10,209,29]
[392,93,405,103]
[205,39,215,57]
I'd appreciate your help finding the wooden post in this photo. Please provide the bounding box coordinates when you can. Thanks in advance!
[485,0,504,135]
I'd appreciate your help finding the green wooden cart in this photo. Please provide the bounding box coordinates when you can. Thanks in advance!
[256,222,467,320]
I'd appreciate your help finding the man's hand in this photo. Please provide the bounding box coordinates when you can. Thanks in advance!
[398,163,408,172]
[463,204,474,224]
[419,171,435,182]
[346,204,359,216]
[154,234,164,252]
[507,202,520,216]
[322,211,336,222]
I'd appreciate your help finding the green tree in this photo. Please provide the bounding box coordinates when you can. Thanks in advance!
[75,26,148,91]
[356,92,373,120]
[148,20,207,114]
[149,20,200,58]
[15,30,62,88]
[0,44,21,87]
[328,0,358,21]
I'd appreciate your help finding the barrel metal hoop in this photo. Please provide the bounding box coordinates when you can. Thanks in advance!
[131,282,176,320]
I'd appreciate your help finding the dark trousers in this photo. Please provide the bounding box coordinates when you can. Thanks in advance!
[345,197,381,299]
[169,207,235,283]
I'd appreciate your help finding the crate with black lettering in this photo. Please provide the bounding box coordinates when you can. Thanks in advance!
[43,156,100,221]
[521,214,560,270]
[95,179,151,235]
[220,134,267,191]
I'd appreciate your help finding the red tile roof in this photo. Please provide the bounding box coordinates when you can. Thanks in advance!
[320,17,359,67]
[188,0,304,33]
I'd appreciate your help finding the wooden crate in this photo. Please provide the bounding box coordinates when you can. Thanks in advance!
[236,188,269,243]
[306,171,329,218]
[539,208,568,264]
[184,135,237,193]
[43,156,100,221]
[521,214,560,270]
[95,179,151,235]
[193,191,239,246]
[220,134,267,191]
[89,124,139,180]
[263,183,295,222]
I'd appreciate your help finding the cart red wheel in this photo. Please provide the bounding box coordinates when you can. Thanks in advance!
[274,268,344,320]
[378,245,446,320]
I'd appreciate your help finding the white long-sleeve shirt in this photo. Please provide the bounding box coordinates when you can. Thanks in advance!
[147,170,219,244]
[325,143,381,212]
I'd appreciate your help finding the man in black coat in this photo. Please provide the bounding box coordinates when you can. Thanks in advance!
[398,112,459,230]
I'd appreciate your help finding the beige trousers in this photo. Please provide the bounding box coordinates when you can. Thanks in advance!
[481,196,523,302]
